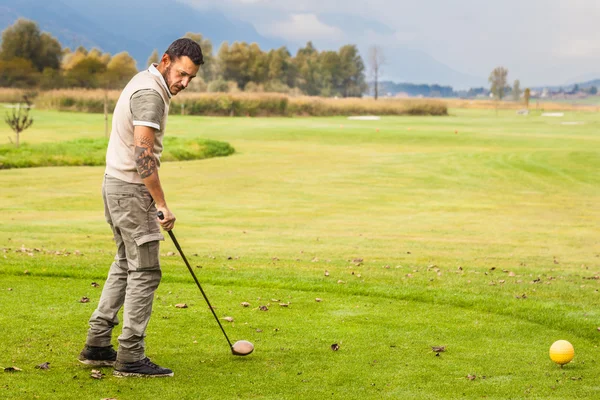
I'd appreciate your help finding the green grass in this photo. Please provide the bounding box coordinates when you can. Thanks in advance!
[1,108,600,399]
[0,136,234,169]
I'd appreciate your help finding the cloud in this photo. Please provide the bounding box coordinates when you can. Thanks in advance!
[261,13,344,44]
[179,0,600,86]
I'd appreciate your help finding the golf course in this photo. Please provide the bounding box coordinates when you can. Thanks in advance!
[1,107,599,399]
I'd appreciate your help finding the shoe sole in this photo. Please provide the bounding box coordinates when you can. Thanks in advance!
[113,370,174,378]
[78,359,116,367]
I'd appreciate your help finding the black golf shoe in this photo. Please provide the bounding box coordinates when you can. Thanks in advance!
[78,345,117,367]
[113,357,174,378]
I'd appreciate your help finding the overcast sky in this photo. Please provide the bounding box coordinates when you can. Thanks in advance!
[181,0,599,87]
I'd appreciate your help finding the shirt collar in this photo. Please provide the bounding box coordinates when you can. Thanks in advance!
[148,63,172,98]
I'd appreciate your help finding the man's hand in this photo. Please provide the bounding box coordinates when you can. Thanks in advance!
[156,205,176,231]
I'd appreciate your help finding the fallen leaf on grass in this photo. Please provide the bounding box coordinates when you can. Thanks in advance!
[259,305,269,311]
[4,366,22,372]
[271,298,280,302]
[337,280,346,284]
[175,303,188,309]
[101,398,118,400]
[91,282,100,288]
[431,346,446,353]
[279,303,290,307]
[222,316,234,322]
[167,252,175,256]
[240,302,250,307]
[79,297,90,303]
[315,298,322,302]
[324,270,329,277]
[35,362,50,370]
[331,344,340,351]
[467,374,476,381]
[7,288,12,291]
[90,370,104,379]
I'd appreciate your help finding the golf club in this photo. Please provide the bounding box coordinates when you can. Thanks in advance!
[157,211,254,356]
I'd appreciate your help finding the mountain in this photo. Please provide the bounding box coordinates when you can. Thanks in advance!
[380,47,485,89]
[0,0,282,69]
[0,0,489,88]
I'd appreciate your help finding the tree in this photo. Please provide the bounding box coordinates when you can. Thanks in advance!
[146,49,159,68]
[512,79,521,101]
[0,58,39,88]
[184,33,216,81]
[368,46,385,99]
[524,88,531,108]
[338,44,367,97]
[105,51,138,89]
[293,42,321,96]
[0,19,62,71]
[488,67,508,100]
[590,86,598,95]
[64,56,107,88]
[4,95,34,148]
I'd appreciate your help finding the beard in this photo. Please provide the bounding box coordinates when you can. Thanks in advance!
[162,64,183,95]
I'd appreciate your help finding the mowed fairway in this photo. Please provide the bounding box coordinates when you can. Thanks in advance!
[1,108,600,399]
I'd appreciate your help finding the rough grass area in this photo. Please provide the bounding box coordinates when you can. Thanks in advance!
[1,108,600,399]
[0,89,449,116]
[0,137,234,169]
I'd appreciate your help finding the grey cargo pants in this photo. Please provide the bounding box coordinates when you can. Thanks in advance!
[85,174,164,362]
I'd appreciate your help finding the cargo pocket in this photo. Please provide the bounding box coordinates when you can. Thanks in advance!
[134,233,164,270]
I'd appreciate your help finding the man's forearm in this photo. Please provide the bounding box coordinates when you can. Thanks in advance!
[134,144,167,207]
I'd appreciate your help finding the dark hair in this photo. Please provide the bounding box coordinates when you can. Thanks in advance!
[165,38,204,65]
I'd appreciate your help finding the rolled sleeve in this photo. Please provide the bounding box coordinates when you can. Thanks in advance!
[130,89,165,131]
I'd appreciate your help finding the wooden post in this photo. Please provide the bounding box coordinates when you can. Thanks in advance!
[104,89,109,139]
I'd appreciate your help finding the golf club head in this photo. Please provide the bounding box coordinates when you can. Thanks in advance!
[231,340,254,356]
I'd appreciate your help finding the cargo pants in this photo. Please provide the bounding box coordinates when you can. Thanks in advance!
[85,174,164,362]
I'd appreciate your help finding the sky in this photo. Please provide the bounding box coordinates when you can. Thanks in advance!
[180,0,600,88]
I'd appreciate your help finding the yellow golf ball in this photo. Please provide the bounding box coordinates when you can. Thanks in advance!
[549,340,574,365]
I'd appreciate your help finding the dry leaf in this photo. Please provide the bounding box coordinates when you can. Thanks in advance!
[337,280,346,284]
[315,298,322,302]
[259,305,268,311]
[331,344,340,351]
[271,298,280,302]
[324,270,330,277]
[35,362,50,370]
[175,303,188,309]
[222,316,234,322]
[256,329,263,333]
[279,303,290,307]
[167,252,175,256]
[79,297,90,303]
[241,302,250,307]
[91,282,100,288]
[4,366,22,372]
[431,346,446,353]
[467,374,476,381]
[90,370,104,379]
[508,272,516,277]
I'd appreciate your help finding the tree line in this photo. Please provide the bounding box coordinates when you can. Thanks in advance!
[0,19,367,97]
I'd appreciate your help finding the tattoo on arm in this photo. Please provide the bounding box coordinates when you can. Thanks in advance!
[135,146,156,179]
[134,130,157,179]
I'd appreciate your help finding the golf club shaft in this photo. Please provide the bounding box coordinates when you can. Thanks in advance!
[157,212,233,348]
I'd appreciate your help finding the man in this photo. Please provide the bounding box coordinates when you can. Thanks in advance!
[78,38,203,377]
